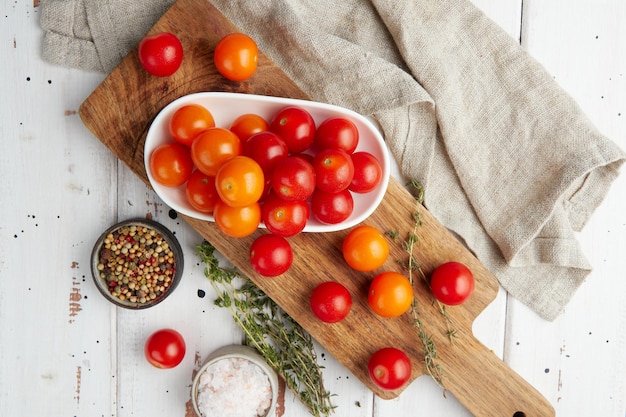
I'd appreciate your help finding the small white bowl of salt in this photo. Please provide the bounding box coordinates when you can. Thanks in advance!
[191,345,279,417]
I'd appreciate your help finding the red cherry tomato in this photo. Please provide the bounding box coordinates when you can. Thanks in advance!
[149,142,194,187]
[312,148,354,193]
[249,234,293,277]
[144,328,186,369]
[261,192,309,237]
[349,151,383,193]
[368,347,412,390]
[185,170,219,213]
[310,282,352,323]
[243,131,289,174]
[214,33,258,81]
[310,189,354,224]
[271,156,316,202]
[269,106,316,153]
[138,32,184,77]
[314,117,359,153]
[430,262,475,305]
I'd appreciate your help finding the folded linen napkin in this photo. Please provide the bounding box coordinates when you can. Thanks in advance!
[40,0,625,320]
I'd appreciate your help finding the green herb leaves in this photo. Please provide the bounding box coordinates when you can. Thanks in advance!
[196,241,335,417]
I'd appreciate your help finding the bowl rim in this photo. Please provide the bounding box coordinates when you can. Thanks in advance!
[144,91,391,233]
[90,218,184,309]
[191,344,279,417]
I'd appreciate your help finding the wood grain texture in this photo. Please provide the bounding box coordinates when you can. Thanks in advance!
[78,0,554,415]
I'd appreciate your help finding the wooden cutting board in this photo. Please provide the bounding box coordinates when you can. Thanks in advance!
[78,0,554,416]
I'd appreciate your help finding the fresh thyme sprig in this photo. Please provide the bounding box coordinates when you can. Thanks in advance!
[404,180,458,342]
[390,213,446,389]
[386,179,459,391]
[196,241,335,417]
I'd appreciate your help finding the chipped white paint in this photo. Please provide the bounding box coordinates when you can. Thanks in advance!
[0,1,624,417]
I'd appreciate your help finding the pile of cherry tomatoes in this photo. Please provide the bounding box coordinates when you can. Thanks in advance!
[149,102,383,235]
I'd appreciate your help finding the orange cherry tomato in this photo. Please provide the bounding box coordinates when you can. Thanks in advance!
[214,33,258,81]
[229,113,269,141]
[168,104,215,146]
[368,271,414,318]
[342,225,389,271]
[149,142,193,187]
[215,156,265,207]
[213,200,261,238]
[190,127,241,176]
[185,170,219,213]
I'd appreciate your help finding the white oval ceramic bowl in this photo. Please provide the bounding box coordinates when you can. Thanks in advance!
[191,344,279,417]
[144,92,390,232]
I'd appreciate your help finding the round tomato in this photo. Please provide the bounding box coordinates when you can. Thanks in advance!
[261,192,309,237]
[310,189,353,224]
[430,262,475,305]
[269,106,316,153]
[312,148,354,193]
[149,142,193,187]
[144,328,186,369]
[310,281,352,323]
[190,127,241,176]
[214,33,258,81]
[249,234,293,277]
[314,117,359,153]
[350,152,383,193]
[368,271,413,318]
[185,170,219,213]
[229,113,269,141]
[169,104,215,146]
[271,156,316,201]
[213,200,261,238]
[342,225,389,271]
[215,156,265,207]
[368,347,411,390]
[243,131,289,174]
[138,32,183,77]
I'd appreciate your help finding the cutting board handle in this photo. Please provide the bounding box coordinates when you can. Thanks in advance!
[444,335,555,417]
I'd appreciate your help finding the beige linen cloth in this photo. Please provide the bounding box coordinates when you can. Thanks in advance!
[40,0,625,321]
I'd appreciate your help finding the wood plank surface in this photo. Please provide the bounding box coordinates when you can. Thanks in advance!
[78,0,554,415]
[2,1,625,417]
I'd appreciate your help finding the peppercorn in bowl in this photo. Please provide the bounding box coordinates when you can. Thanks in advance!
[90,218,184,309]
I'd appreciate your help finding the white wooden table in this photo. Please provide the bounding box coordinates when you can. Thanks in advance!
[1,1,625,416]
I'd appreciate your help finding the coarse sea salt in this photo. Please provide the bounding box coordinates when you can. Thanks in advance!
[196,357,273,417]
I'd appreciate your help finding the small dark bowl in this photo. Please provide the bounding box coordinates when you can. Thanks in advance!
[90,218,184,309]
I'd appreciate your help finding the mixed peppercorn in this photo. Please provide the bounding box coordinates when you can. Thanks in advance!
[96,224,177,305]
